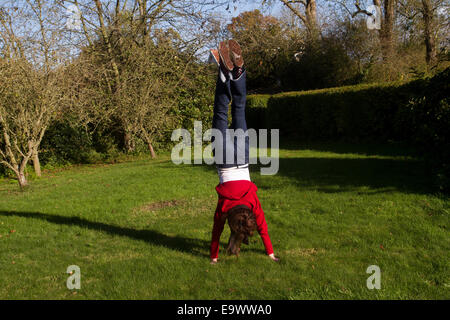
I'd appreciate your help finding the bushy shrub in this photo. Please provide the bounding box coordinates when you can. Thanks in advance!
[39,120,93,165]
[0,163,7,178]
[174,70,215,132]
[39,119,121,166]
[402,68,449,192]
[280,37,359,91]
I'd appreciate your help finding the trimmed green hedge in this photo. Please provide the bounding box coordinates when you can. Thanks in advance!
[246,94,270,130]
[247,78,439,143]
[258,81,427,141]
[247,68,449,191]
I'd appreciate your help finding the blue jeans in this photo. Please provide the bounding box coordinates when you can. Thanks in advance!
[212,71,249,168]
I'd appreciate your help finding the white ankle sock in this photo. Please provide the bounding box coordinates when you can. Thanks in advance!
[218,165,250,184]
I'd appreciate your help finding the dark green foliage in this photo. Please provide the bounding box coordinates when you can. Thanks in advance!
[400,68,449,192]
[39,119,121,166]
[245,94,270,130]
[174,67,216,134]
[0,163,7,177]
[266,82,411,141]
[248,67,450,192]
[279,37,359,91]
[39,120,92,165]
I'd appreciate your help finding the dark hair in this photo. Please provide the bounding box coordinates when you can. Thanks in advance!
[227,205,257,237]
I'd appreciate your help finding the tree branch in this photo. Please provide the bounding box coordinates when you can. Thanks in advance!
[352,1,374,17]
[280,0,307,24]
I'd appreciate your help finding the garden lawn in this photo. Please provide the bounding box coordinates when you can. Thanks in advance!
[0,143,448,299]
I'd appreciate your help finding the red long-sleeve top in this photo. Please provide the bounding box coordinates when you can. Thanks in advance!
[210,180,274,259]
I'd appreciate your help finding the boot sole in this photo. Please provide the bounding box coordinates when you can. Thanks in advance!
[228,39,244,68]
[218,41,234,71]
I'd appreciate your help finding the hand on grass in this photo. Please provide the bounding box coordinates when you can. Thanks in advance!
[269,253,279,262]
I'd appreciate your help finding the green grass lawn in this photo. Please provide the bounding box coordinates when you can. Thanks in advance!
[0,143,448,299]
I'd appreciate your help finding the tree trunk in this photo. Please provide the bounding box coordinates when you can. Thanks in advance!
[141,131,156,158]
[94,0,121,87]
[380,0,396,61]
[147,142,156,159]
[305,0,319,40]
[137,0,148,36]
[280,0,319,41]
[32,150,42,177]
[422,0,437,67]
[124,131,135,153]
[17,171,28,189]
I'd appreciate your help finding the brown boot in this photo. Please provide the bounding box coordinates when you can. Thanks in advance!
[208,49,220,67]
[228,39,244,68]
[218,41,234,72]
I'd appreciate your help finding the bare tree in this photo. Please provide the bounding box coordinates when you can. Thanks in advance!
[406,0,445,66]
[397,0,448,67]
[0,1,65,185]
[58,0,225,156]
[335,0,397,61]
[264,0,319,40]
[0,58,63,188]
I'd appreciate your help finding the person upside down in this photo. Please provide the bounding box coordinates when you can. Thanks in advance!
[208,40,279,264]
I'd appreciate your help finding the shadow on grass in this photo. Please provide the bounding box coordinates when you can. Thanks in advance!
[257,156,433,194]
[0,210,267,258]
[198,154,434,194]
[279,141,421,158]
[0,210,211,258]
